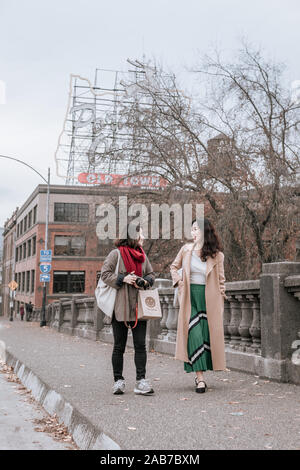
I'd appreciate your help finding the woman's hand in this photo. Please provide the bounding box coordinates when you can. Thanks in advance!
[123,271,137,285]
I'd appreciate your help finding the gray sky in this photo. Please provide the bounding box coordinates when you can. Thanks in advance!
[0,0,300,226]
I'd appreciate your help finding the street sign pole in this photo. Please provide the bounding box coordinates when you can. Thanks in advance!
[40,168,50,327]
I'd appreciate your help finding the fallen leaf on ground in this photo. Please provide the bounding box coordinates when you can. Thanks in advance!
[179,397,190,401]
[128,427,136,431]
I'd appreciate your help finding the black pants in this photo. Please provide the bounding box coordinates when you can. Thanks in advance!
[111,313,147,382]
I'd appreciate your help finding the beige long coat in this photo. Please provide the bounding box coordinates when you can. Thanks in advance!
[170,242,227,370]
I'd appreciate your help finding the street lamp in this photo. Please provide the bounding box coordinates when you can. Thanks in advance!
[0,155,50,327]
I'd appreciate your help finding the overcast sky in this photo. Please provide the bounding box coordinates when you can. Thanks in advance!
[0,0,300,227]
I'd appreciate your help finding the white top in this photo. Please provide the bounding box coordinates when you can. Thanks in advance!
[190,251,206,285]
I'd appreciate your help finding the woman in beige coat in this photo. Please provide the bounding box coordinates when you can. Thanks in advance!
[170,218,227,393]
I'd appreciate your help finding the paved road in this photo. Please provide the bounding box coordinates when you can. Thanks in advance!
[0,365,76,450]
[0,318,300,450]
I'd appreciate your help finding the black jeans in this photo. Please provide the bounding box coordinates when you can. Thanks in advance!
[111,314,147,382]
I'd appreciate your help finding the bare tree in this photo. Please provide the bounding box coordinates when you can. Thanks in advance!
[92,44,300,280]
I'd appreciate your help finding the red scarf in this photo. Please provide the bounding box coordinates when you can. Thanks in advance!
[118,245,146,277]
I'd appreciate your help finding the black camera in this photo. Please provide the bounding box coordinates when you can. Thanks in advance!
[134,276,150,289]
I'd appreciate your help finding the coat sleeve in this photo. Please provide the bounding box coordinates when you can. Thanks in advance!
[142,256,155,288]
[100,249,125,289]
[170,245,185,288]
[217,252,228,300]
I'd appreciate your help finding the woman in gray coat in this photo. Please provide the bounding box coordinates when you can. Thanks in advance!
[100,225,155,396]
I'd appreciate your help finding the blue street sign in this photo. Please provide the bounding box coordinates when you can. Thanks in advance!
[40,263,51,274]
[40,273,50,283]
[40,250,52,262]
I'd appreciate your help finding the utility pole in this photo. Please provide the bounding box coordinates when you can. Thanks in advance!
[40,168,50,327]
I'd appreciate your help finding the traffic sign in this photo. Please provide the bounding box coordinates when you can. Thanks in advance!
[40,263,51,274]
[40,250,52,262]
[40,274,50,282]
[8,280,18,291]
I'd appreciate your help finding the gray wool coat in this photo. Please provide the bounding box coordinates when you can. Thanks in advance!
[100,248,155,322]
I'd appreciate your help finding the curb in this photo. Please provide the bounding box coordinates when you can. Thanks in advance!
[0,341,121,450]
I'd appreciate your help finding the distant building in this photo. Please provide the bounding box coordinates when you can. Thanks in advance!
[0,227,4,315]
[10,184,125,313]
[1,211,18,316]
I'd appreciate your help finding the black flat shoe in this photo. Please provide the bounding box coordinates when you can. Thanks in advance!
[195,378,207,393]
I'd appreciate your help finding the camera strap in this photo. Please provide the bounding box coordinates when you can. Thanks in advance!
[124,301,138,330]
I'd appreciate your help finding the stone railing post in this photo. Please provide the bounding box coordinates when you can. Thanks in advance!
[247,293,261,353]
[70,296,78,333]
[236,294,253,352]
[227,295,242,348]
[260,261,300,382]
[93,299,104,338]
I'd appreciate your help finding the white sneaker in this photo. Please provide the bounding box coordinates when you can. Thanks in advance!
[113,379,125,395]
[134,378,154,395]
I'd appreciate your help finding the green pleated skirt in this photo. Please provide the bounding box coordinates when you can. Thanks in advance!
[184,284,213,373]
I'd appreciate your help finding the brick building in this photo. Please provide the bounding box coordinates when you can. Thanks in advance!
[2,209,18,316]
[3,184,135,314]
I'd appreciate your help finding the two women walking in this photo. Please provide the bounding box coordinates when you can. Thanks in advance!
[100,217,227,395]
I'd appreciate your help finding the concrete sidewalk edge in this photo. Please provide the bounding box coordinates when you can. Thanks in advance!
[0,342,121,451]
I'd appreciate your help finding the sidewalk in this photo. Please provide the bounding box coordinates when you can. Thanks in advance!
[0,366,76,450]
[0,317,299,450]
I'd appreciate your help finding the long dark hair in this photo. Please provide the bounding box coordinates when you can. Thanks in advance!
[192,218,223,261]
[114,223,141,249]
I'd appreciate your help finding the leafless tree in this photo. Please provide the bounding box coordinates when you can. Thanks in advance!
[92,43,300,280]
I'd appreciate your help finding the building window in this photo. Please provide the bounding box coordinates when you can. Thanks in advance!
[20,220,23,235]
[21,272,25,292]
[15,247,18,262]
[17,224,19,238]
[23,242,26,259]
[53,271,85,294]
[32,236,36,255]
[54,203,89,223]
[31,270,35,293]
[28,211,32,228]
[26,271,30,292]
[33,205,37,224]
[27,239,31,257]
[97,238,114,257]
[54,235,86,256]
[24,216,27,232]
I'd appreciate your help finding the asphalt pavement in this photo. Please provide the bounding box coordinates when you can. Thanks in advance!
[0,317,300,450]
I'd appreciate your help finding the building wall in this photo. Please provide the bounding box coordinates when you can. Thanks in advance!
[13,185,117,309]
[1,211,17,317]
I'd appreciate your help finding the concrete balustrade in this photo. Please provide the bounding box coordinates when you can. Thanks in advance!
[39,261,300,384]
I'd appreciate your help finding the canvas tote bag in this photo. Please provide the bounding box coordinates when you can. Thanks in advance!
[137,288,162,321]
[95,249,121,318]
